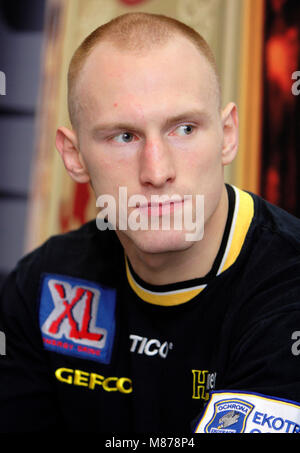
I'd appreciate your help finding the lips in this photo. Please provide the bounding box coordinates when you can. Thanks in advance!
[138,199,184,216]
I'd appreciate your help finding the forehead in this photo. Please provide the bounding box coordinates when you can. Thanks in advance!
[76,37,219,125]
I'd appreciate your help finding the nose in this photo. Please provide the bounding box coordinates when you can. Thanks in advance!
[139,137,176,188]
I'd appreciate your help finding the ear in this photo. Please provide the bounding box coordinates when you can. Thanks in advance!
[221,102,239,166]
[55,126,90,183]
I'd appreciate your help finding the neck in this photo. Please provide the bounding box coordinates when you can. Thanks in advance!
[118,184,229,286]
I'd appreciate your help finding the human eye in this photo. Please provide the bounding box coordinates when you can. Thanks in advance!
[172,124,196,136]
[112,132,137,144]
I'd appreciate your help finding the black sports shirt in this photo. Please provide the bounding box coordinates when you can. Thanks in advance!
[0,185,300,433]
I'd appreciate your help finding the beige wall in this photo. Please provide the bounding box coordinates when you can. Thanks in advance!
[25,0,260,252]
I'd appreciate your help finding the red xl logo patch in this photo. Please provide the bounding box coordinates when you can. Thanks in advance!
[39,275,116,363]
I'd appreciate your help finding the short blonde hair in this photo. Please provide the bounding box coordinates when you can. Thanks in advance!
[68,12,220,128]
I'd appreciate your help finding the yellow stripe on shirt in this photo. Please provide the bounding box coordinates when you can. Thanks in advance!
[125,257,206,306]
[217,186,254,275]
[125,185,254,305]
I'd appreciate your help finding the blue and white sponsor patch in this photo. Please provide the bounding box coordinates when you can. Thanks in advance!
[194,390,300,433]
[39,274,116,364]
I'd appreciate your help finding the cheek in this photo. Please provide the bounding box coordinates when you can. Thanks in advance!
[84,148,137,196]
[185,143,222,178]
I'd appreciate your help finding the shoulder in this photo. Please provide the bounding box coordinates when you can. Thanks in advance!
[250,189,300,252]
[228,188,300,325]
[7,220,123,303]
[235,188,300,277]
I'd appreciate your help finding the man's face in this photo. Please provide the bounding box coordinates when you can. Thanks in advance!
[74,37,232,254]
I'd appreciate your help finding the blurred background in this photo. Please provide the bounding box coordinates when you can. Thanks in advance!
[0,0,299,280]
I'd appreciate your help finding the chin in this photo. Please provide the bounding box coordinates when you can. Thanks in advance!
[121,229,195,255]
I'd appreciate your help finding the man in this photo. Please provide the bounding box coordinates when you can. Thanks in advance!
[0,12,300,433]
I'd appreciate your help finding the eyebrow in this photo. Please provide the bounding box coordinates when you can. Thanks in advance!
[91,109,209,137]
